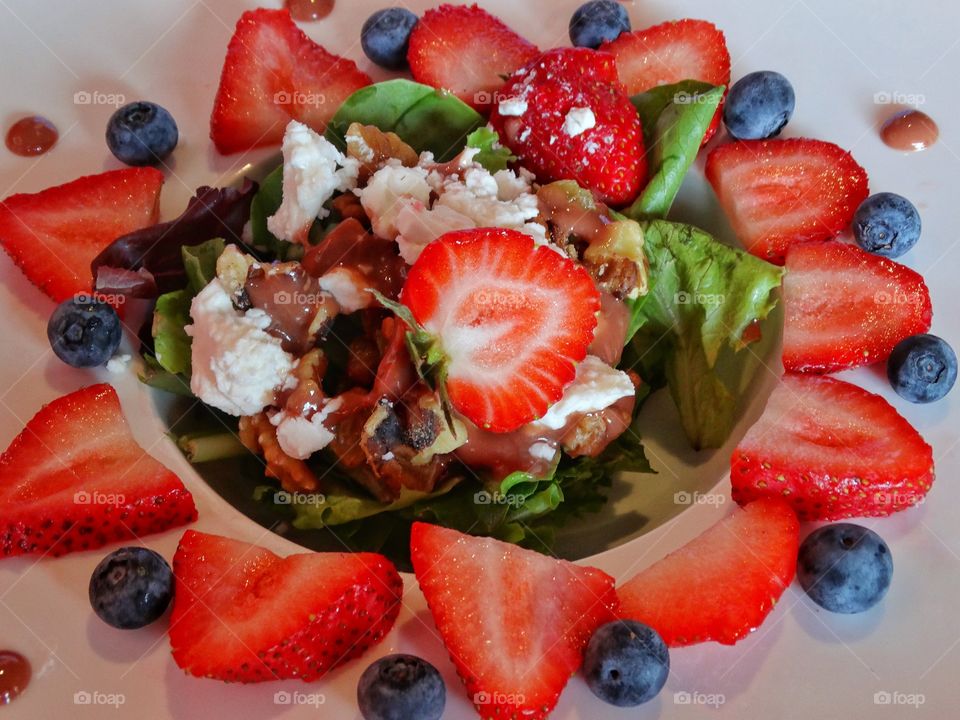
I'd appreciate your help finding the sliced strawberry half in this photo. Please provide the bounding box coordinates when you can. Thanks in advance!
[783,241,932,372]
[210,8,371,154]
[600,19,731,143]
[170,530,403,682]
[705,138,869,263]
[0,384,196,558]
[398,228,600,432]
[731,374,935,520]
[411,522,618,719]
[0,168,163,304]
[618,498,799,646]
[407,3,539,111]
[489,47,646,205]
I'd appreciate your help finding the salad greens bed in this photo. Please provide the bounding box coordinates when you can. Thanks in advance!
[140,79,783,556]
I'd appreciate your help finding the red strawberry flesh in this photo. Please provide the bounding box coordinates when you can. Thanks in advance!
[783,241,932,372]
[407,3,539,111]
[705,138,869,263]
[0,168,163,304]
[210,8,371,154]
[618,498,799,646]
[731,373,934,520]
[0,384,196,558]
[400,228,600,432]
[169,530,403,682]
[411,522,618,719]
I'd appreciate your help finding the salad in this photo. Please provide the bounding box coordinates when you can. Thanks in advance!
[0,2,952,719]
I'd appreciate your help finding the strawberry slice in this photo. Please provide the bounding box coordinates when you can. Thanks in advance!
[0,168,163,304]
[210,8,371,154]
[783,241,932,372]
[407,3,539,111]
[398,228,600,432]
[411,522,618,719]
[489,47,646,205]
[731,374,935,520]
[169,530,403,682]
[600,19,731,143]
[618,498,799,646]
[0,384,196,558]
[705,138,869,263]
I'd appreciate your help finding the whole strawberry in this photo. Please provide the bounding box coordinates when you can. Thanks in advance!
[490,47,646,205]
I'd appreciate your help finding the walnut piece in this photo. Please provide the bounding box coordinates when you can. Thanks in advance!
[345,122,419,181]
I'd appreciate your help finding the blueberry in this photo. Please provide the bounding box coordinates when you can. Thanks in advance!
[569,0,631,49]
[583,620,669,707]
[357,654,444,720]
[723,71,796,140]
[47,296,122,368]
[89,547,173,629]
[852,192,922,258]
[361,8,419,70]
[887,333,957,403]
[797,524,893,614]
[105,101,178,166]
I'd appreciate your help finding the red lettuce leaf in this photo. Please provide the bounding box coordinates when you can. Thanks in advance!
[92,180,258,297]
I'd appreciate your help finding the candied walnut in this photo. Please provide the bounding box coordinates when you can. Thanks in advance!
[561,392,638,458]
[330,193,369,227]
[283,349,328,416]
[238,413,320,494]
[345,122,418,180]
[583,256,641,301]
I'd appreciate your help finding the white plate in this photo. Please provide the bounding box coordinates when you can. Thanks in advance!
[1,0,959,717]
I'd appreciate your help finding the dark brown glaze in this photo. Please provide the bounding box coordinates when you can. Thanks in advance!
[285,0,334,21]
[0,650,31,705]
[880,110,938,152]
[244,264,335,354]
[589,292,631,365]
[5,116,57,156]
[303,217,407,300]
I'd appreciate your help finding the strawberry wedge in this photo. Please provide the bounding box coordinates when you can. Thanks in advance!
[0,168,163,304]
[783,241,932,372]
[210,8,371,154]
[411,522,618,719]
[399,228,600,432]
[618,498,799,646]
[0,384,196,558]
[170,530,403,682]
[706,138,869,263]
[408,3,539,111]
[731,374,934,520]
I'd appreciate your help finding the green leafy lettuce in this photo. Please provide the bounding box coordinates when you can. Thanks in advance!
[143,238,224,393]
[627,81,724,220]
[625,220,783,449]
[465,126,516,173]
[326,79,484,161]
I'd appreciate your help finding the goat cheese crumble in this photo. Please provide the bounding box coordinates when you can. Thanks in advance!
[533,355,635,430]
